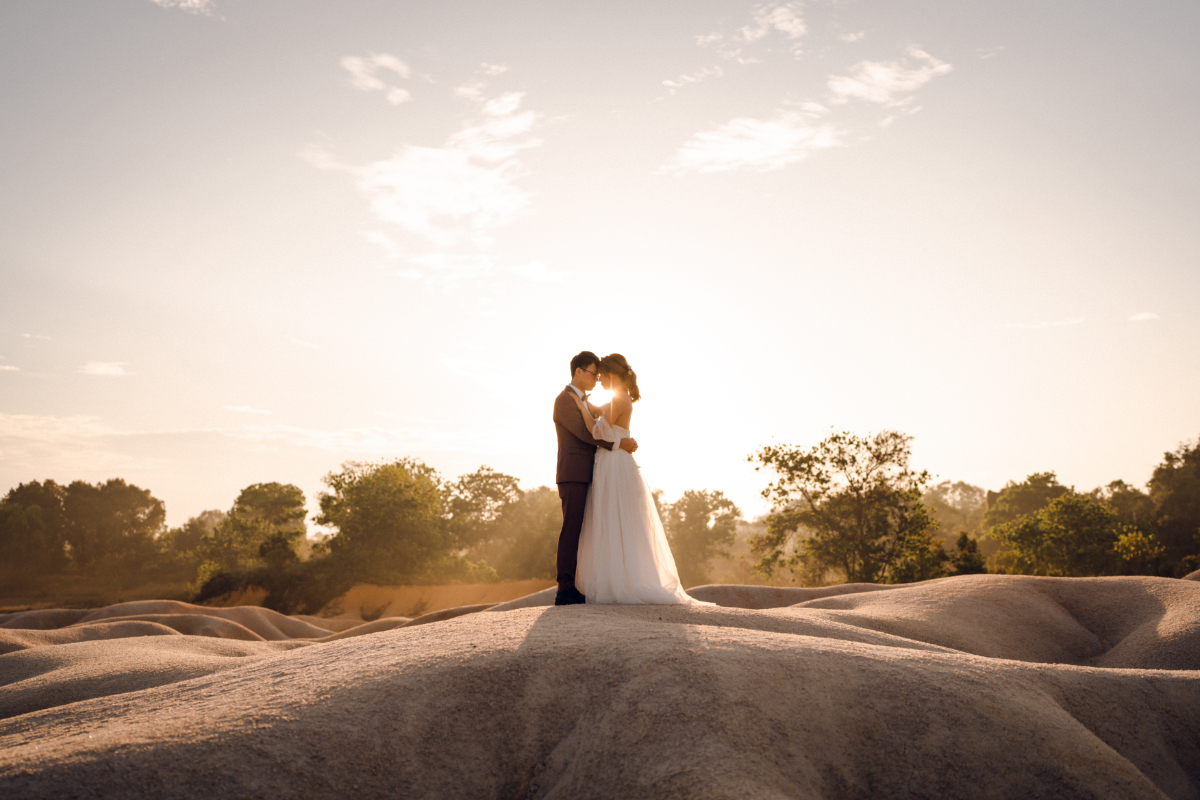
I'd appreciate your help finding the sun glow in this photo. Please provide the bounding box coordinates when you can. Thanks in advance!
[588,386,614,408]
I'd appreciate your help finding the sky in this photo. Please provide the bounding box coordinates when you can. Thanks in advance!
[1,0,1198,530]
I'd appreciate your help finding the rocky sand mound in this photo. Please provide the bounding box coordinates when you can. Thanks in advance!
[1,574,1198,799]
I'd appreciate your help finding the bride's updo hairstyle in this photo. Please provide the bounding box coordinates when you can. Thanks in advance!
[599,353,640,402]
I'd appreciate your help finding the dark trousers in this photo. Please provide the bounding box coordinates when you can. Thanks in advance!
[556,482,590,592]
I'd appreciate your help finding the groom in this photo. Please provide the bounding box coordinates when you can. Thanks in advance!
[553,350,638,606]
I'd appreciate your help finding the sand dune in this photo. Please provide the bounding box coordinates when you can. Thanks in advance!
[318,579,554,619]
[0,574,1197,799]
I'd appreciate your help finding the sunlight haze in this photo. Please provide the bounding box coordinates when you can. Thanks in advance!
[1,0,1197,526]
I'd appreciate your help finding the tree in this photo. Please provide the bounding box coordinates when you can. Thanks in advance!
[1147,436,1200,575]
[444,466,523,550]
[232,483,307,531]
[922,481,986,546]
[0,480,69,575]
[1113,525,1166,575]
[1092,480,1155,530]
[663,490,740,588]
[948,532,987,576]
[315,458,454,582]
[474,485,563,581]
[749,430,942,585]
[61,479,165,573]
[982,472,1070,531]
[991,492,1119,577]
[160,509,226,557]
[195,483,308,580]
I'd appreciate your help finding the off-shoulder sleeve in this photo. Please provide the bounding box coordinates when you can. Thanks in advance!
[591,416,622,444]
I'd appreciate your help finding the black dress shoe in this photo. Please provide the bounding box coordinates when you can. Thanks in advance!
[554,587,587,606]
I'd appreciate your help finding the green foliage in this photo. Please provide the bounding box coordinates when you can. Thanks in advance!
[991,492,1120,577]
[922,481,987,545]
[949,532,987,576]
[0,480,70,575]
[469,485,562,581]
[1147,436,1200,575]
[1092,480,1155,530]
[61,479,165,575]
[160,509,226,557]
[1113,525,1165,574]
[232,483,307,530]
[982,472,1070,531]
[315,458,451,583]
[663,489,741,588]
[444,466,522,550]
[195,483,307,582]
[749,430,941,585]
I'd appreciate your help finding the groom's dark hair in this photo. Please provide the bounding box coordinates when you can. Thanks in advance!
[569,351,600,376]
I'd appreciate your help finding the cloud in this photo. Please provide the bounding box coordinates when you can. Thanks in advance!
[149,0,215,14]
[663,66,723,94]
[0,414,513,473]
[341,53,412,105]
[660,107,840,175]
[346,92,540,246]
[312,68,550,287]
[840,31,865,43]
[480,63,509,76]
[699,3,806,61]
[223,405,272,415]
[0,365,18,372]
[286,336,320,349]
[828,47,952,106]
[1128,312,1159,322]
[1004,319,1084,330]
[745,3,807,41]
[78,361,129,376]
[21,333,51,340]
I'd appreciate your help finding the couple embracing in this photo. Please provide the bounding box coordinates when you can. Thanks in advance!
[552,351,711,608]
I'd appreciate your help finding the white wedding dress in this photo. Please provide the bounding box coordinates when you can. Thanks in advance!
[576,417,713,605]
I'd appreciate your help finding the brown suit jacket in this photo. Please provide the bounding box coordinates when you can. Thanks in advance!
[554,385,614,484]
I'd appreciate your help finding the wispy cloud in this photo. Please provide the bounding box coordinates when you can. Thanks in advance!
[310,63,558,287]
[21,333,51,341]
[0,413,163,474]
[310,90,540,249]
[839,31,865,43]
[341,53,412,105]
[0,365,18,372]
[828,47,952,106]
[223,405,272,415]
[78,361,129,376]
[1004,319,1084,330]
[1128,312,1159,322]
[149,0,214,14]
[0,413,514,471]
[698,3,807,61]
[663,66,723,94]
[660,104,839,175]
[287,336,320,349]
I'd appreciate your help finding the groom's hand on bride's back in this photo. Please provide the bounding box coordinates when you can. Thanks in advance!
[620,438,638,453]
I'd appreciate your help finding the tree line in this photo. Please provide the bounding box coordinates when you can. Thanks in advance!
[748,431,1200,584]
[0,460,743,613]
[4,431,1196,609]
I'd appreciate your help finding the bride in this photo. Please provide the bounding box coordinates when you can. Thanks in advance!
[568,353,712,606]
